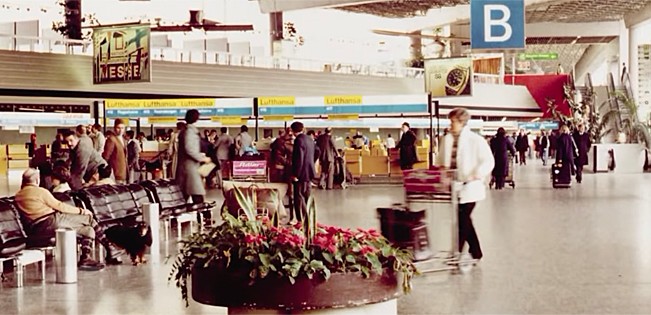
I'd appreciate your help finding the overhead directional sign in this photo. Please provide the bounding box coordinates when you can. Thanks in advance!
[257,94,429,117]
[105,98,253,118]
[471,0,525,50]
[518,52,558,60]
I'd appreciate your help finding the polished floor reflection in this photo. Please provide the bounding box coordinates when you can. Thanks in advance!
[2,164,651,314]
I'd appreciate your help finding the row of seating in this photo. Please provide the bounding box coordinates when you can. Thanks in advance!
[0,178,216,286]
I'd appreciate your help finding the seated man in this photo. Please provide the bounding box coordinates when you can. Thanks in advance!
[15,168,123,270]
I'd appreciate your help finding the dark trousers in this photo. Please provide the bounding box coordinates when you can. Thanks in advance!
[319,160,335,190]
[458,202,482,260]
[293,181,311,221]
[494,175,505,189]
[575,164,584,183]
[205,165,220,188]
[518,151,527,165]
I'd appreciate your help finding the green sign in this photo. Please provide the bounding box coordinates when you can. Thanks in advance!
[518,52,558,60]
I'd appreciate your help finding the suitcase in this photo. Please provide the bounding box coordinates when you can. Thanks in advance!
[552,163,571,188]
[377,205,432,261]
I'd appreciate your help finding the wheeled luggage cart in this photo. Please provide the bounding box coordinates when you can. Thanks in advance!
[401,168,476,273]
[489,154,516,189]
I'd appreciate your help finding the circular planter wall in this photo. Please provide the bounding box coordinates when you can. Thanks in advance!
[192,266,401,314]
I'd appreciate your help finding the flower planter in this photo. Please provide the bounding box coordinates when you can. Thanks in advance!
[191,265,401,314]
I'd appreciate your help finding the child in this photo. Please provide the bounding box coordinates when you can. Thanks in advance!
[51,166,72,193]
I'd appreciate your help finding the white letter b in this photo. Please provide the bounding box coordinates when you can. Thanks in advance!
[484,4,512,42]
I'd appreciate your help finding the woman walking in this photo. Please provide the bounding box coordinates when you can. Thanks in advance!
[437,108,494,262]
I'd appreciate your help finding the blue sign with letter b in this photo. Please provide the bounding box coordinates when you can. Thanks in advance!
[471,0,525,50]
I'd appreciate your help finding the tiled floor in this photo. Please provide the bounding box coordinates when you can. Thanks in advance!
[2,163,651,314]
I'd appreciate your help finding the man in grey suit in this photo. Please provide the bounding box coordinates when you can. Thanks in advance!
[291,121,316,222]
[64,128,108,190]
[316,127,338,190]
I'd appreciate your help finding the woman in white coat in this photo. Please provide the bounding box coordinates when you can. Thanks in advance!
[436,108,495,261]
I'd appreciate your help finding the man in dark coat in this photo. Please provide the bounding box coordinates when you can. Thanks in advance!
[572,124,591,183]
[555,125,576,184]
[316,127,338,190]
[490,128,515,189]
[515,129,529,165]
[291,121,316,222]
[397,122,418,170]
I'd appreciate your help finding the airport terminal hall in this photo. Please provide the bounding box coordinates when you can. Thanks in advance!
[2,0,651,314]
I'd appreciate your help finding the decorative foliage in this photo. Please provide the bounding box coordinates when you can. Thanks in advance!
[52,0,100,40]
[169,187,416,307]
[598,92,651,148]
[546,82,603,143]
[284,22,304,47]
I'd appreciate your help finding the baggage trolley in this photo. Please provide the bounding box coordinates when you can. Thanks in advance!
[402,168,476,273]
[489,154,516,189]
[231,158,269,183]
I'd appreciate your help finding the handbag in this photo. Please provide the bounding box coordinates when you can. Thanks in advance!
[198,162,216,178]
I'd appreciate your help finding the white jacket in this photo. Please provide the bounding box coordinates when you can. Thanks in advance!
[436,127,495,204]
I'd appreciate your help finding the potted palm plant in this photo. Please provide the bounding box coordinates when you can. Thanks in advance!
[170,187,416,314]
[598,92,651,147]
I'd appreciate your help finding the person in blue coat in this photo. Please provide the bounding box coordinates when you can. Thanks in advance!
[291,121,316,222]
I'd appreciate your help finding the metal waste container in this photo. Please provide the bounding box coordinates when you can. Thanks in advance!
[55,228,77,284]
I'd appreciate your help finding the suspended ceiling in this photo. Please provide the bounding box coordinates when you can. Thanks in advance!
[336,0,651,23]
[337,0,469,18]
[527,0,651,23]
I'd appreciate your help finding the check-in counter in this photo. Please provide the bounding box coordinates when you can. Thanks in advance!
[343,149,362,177]
[388,147,429,176]
[7,144,30,177]
[0,145,7,176]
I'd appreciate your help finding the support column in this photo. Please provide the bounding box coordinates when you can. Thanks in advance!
[143,203,161,264]
[270,12,283,57]
[409,31,423,67]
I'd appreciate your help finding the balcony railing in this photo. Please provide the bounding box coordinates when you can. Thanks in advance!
[0,33,426,79]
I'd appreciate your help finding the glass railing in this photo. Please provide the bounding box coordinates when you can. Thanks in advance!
[0,33,426,79]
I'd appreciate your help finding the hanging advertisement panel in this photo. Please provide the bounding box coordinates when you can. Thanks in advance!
[93,24,151,84]
[424,57,473,97]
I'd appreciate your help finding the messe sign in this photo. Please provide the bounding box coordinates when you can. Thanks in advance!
[470,0,525,50]
[93,24,152,84]
[424,58,473,97]
[105,98,253,119]
[257,94,428,117]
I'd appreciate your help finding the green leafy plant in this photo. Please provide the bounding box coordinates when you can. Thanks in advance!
[169,186,416,306]
[598,92,651,148]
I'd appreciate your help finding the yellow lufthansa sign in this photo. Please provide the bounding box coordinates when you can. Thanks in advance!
[263,115,294,121]
[258,96,295,106]
[324,95,362,105]
[216,116,245,125]
[328,114,359,120]
[147,117,178,124]
[105,99,216,109]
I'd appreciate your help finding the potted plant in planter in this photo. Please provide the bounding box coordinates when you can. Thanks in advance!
[170,187,416,314]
